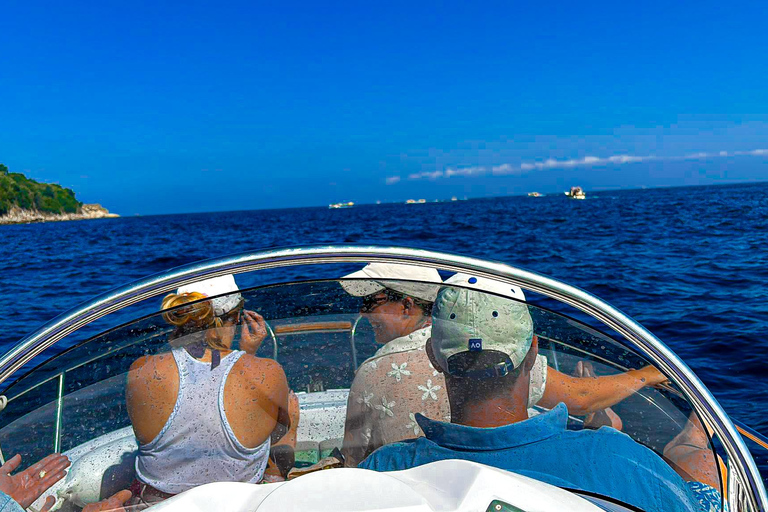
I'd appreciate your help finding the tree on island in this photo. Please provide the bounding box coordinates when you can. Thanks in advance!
[0,163,82,216]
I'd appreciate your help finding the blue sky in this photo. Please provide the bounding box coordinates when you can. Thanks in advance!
[1,1,767,215]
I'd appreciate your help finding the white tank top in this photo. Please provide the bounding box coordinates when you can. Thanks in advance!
[135,348,271,494]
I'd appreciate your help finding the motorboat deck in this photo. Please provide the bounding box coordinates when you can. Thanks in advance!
[0,246,765,511]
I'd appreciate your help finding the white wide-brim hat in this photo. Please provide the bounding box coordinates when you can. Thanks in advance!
[177,274,242,317]
[340,263,442,303]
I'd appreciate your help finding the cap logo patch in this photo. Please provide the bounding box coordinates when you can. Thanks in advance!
[468,338,483,351]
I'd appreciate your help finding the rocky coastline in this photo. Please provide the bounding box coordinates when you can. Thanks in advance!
[0,204,119,225]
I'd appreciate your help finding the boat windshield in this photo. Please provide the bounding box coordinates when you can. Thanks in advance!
[0,276,725,512]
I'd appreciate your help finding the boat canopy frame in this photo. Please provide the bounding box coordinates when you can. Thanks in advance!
[0,245,764,511]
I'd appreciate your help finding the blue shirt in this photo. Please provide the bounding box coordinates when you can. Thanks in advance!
[0,491,23,512]
[359,403,700,512]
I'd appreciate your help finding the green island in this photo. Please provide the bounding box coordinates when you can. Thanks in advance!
[0,163,81,215]
[0,163,117,224]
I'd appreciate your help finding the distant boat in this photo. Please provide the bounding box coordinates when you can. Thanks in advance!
[329,201,354,209]
[405,199,427,204]
[451,196,458,201]
[564,186,586,200]
[528,192,544,197]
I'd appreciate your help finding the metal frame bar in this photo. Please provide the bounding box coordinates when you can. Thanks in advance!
[0,245,764,510]
[350,315,364,370]
[263,322,278,361]
[54,373,65,453]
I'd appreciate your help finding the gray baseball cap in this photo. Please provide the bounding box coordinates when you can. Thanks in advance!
[432,277,533,378]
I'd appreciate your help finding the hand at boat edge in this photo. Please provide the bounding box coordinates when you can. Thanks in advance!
[638,365,670,388]
[81,490,132,512]
[0,453,70,509]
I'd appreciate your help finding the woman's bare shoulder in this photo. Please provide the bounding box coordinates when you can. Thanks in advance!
[128,352,176,378]
[235,354,285,376]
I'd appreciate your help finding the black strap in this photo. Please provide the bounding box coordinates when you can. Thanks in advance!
[184,342,221,370]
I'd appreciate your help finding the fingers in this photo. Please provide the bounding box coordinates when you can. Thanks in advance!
[1,454,21,473]
[28,454,70,475]
[40,495,56,512]
[252,311,266,329]
[25,454,70,490]
[102,489,132,510]
[244,311,266,329]
[640,365,668,387]
[241,311,267,355]
[111,489,133,504]
[82,489,132,512]
[39,467,68,489]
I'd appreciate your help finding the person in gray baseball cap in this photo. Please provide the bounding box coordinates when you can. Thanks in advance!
[359,286,705,512]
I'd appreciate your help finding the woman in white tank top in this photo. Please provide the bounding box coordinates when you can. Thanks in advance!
[126,275,297,505]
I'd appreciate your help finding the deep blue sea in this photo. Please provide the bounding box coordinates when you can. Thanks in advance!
[1,181,767,473]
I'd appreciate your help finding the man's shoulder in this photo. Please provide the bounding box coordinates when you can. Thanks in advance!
[556,426,679,475]
[557,424,647,450]
[358,438,425,471]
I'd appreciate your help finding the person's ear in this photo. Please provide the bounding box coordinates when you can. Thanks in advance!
[523,335,539,373]
[425,338,445,374]
[401,296,415,315]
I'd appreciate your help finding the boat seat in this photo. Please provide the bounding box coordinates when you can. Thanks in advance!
[30,390,351,510]
[28,427,140,511]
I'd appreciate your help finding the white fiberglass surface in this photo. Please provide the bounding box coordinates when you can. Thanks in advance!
[0,278,723,511]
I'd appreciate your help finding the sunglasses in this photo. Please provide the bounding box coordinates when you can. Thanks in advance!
[360,290,404,313]
[220,301,245,324]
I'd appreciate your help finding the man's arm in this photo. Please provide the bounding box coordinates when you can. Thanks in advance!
[538,365,667,415]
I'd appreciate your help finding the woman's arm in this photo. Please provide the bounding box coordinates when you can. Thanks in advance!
[538,364,667,415]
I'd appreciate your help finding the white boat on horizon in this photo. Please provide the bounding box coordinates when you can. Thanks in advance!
[565,186,586,199]
[328,201,354,209]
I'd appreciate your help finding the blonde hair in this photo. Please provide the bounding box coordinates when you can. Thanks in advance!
[161,292,229,351]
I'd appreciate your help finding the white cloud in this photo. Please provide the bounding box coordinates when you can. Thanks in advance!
[395,148,768,182]
[407,170,444,180]
[445,166,486,177]
[491,164,515,175]
[385,176,401,185]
